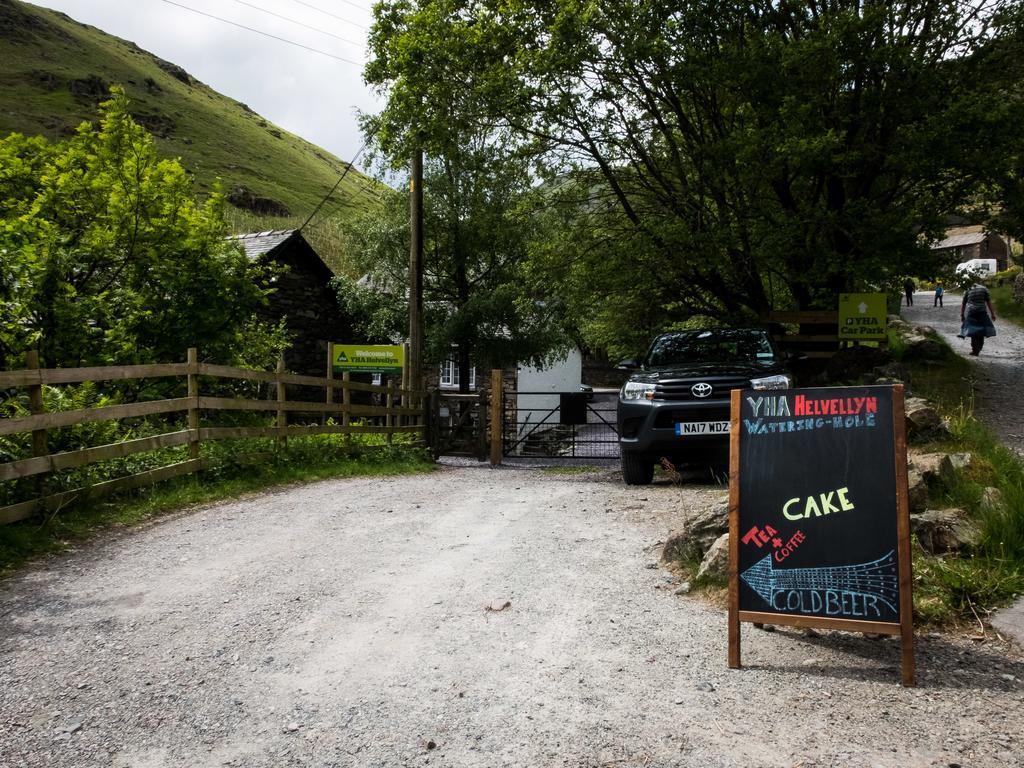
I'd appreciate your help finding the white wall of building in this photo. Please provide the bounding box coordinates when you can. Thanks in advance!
[513,349,583,448]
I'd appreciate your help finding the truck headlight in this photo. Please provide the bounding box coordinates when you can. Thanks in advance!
[750,374,791,390]
[621,381,656,401]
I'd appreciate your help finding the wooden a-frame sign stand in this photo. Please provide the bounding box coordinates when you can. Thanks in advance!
[727,384,916,687]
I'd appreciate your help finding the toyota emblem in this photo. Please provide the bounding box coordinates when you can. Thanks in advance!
[691,382,713,398]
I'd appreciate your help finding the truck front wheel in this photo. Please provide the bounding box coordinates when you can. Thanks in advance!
[621,451,654,485]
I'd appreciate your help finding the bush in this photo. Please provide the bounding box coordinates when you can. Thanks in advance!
[991,264,1022,287]
[0,87,286,371]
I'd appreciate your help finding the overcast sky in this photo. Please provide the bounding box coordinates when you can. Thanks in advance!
[27,0,381,166]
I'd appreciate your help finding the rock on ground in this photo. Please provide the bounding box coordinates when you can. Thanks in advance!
[695,532,729,581]
[911,508,981,554]
[660,494,729,562]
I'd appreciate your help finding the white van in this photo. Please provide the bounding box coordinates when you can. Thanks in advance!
[955,258,997,278]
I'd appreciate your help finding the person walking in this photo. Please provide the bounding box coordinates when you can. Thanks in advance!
[959,282,997,356]
[903,278,915,306]
[934,281,944,307]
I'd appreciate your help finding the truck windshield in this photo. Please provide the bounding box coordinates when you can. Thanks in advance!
[645,330,776,367]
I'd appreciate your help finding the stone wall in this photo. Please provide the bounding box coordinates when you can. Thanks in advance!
[255,239,353,379]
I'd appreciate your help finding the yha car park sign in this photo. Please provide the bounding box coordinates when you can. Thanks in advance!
[838,292,887,341]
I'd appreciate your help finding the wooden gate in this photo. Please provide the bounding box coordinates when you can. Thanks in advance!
[425,391,488,461]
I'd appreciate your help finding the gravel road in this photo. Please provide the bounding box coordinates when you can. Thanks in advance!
[903,290,1024,455]
[2,466,1023,767]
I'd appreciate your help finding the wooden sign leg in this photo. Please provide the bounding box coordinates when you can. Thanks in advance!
[729,605,741,668]
[728,388,742,669]
[900,620,916,686]
[893,384,916,687]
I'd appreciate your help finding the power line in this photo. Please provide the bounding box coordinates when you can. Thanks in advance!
[301,142,369,231]
[225,0,365,48]
[157,0,364,65]
[287,0,369,31]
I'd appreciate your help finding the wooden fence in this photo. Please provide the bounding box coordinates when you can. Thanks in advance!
[0,348,425,526]
[765,310,889,360]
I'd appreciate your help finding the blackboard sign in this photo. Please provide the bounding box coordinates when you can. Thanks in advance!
[727,384,915,685]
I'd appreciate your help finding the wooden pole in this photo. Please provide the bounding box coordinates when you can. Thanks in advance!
[401,341,411,413]
[490,368,503,466]
[26,350,48,499]
[476,390,487,461]
[276,354,286,450]
[428,389,441,459]
[187,348,200,461]
[386,380,395,445]
[342,371,351,446]
[408,149,424,404]
[892,383,916,687]
[325,342,334,427]
[728,388,742,669]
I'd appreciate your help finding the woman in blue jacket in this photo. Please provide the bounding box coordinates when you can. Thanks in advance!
[959,283,997,356]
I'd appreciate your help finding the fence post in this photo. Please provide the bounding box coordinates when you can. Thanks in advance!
[490,368,503,466]
[386,381,395,445]
[187,348,200,462]
[476,390,487,461]
[325,342,334,427]
[25,350,48,498]
[342,372,351,446]
[401,341,411,412]
[428,389,441,459]
[276,354,286,450]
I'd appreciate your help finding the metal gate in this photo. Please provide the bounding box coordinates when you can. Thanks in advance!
[502,390,619,459]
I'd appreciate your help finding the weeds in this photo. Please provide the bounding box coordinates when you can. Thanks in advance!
[896,343,1024,625]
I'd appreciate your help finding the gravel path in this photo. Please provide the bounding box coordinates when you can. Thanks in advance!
[2,466,1023,767]
[903,290,1024,455]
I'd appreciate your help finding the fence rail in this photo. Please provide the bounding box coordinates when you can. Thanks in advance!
[0,348,425,525]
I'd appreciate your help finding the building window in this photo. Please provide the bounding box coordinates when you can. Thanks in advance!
[440,359,476,389]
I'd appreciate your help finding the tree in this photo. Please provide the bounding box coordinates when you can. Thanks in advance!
[365,0,1024,333]
[0,88,285,369]
[342,139,568,391]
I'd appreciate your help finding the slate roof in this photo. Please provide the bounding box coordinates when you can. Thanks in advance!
[932,231,987,250]
[229,229,298,259]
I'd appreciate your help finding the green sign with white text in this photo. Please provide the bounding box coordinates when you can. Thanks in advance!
[332,344,404,374]
[838,293,886,340]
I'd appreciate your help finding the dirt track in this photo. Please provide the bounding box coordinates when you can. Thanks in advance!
[903,290,1024,455]
[1,467,1023,767]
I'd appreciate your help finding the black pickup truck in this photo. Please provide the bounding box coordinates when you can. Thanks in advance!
[616,328,794,484]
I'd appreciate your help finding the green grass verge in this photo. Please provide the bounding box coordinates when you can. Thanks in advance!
[894,340,1024,627]
[990,284,1024,329]
[0,435,434,577]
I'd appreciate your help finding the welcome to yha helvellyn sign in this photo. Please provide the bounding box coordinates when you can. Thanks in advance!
[727,384,915,686]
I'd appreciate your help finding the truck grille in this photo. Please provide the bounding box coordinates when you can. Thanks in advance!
[653,378,749,401]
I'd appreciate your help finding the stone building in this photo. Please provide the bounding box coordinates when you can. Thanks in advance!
[931,226,1011,272]
[231,229,352,376]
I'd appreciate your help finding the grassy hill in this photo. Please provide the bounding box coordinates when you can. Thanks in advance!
[0,0,388,272]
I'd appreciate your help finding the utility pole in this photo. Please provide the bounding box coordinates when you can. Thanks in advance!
[409,148,424,393]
